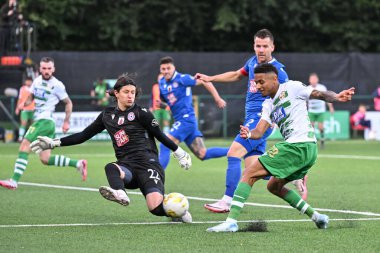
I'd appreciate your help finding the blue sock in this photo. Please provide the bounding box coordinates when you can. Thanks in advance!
[203,147,229,160]
[224,157,242,197]
[159,143,171,169]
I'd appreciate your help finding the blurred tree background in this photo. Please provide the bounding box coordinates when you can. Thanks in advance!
[18,0,380,52]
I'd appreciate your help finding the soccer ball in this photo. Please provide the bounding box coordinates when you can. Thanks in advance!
[163,192,189,218]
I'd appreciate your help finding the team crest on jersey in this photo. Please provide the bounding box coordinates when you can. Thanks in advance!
[111,114,115,120]
[279,91,288,100]
[173,82,179,88]
[249,80,258,92]
[118,116,125,125]
[151,119,159,127]
[167,85,172,92]
[127,112,135,121]
[114,129,129,147]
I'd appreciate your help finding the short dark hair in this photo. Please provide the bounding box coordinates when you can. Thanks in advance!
[254,29,274,43]
[109,72,140,97]
[40,57,54,63]
[254,63,278,76]
[159,56,174,65]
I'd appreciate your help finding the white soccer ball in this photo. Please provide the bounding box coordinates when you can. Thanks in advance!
[163,192,189,218]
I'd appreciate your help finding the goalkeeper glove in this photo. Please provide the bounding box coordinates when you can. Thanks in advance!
[173,146,192,170]
[30,136,61,154]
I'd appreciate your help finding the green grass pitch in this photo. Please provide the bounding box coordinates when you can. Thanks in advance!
[0,139,379,252]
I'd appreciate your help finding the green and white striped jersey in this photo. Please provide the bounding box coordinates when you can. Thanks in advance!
[28,75,68,121]
[261,80,317,143]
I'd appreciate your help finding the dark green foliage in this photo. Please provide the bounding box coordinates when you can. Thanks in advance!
[18,0,380,52]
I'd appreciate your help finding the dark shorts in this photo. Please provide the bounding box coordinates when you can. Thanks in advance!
[117,160,165,196]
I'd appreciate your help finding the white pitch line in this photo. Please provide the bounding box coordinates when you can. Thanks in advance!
[1,218,380,228]
[18,182,380,217]
[1,153,380,160]
[318,154,380,160]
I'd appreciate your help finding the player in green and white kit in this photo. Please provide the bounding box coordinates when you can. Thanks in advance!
[207,63,355,232]
[307,73,334,148]
[0,57,87,190]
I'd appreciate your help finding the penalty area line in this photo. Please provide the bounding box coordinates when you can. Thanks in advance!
[1,217,380,228]
[18,182,380,217]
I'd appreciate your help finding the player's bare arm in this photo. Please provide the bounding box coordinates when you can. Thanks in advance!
[310,87,355,103]
[195,69,243,83]
[196,79,226,108]
[62,97,73,133]
[240,119,270,140]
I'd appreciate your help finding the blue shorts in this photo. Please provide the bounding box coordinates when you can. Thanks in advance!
[170,116,203,146]
[234,117,273,158]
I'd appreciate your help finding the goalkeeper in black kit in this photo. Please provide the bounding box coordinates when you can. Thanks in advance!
[30,73,193,223]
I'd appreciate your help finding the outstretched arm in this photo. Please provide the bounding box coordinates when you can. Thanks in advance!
[30,112,106,153]
[196,79,226,108]
[195,69,243,83]
[310,87,355,103]
[239,120,271,140]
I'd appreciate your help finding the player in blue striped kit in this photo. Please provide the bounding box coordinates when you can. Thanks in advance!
[158,56,229,169]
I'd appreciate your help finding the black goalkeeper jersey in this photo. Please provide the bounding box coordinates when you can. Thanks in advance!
[60,103,178,162]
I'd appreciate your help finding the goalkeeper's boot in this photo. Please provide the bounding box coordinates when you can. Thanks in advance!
[204,199,231,213]
[171,210,193,223]
[313,213,329,229]
[77,160,88,181]
[0,179,18,190]
[292,175,308,200]
[206,221,239,232]
[99,186,130,206]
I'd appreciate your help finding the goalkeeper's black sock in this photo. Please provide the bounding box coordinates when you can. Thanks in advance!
[104,163,125,190]
[150,202,168,217]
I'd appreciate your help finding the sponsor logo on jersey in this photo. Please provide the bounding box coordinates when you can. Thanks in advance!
[118,116,125,125]
[151,119,159,127]
[127,112,135,121]
[114,129,129,147]
[249,79,258,92]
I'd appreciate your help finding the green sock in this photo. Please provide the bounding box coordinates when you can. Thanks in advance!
[283,189,315,217]
[48,155,78,168]
[227,182,252,222]
[11,152,29,182]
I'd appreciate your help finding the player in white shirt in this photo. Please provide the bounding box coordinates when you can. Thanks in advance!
[0,57,87,190]
[207,63,355,232]
[307,73,334,148]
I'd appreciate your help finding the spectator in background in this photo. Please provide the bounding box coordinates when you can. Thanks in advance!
[150,73,171,134]
[350,104,375,139]
[91,77,110,108]
[372,86,380,111]
[0,0,23,55]
[15,77,34,142]
[307,73,334,149]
